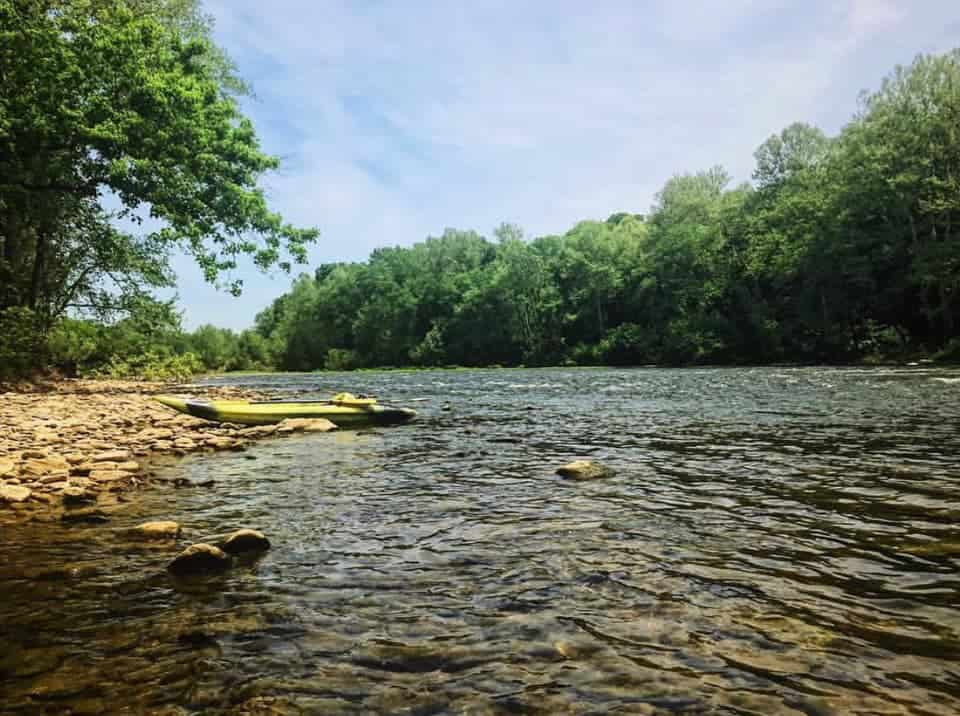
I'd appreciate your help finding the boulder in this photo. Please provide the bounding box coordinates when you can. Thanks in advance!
[168,543,232,576]
[219,528,271,555]
[556,460,615,481]
[0,484,32,503]
[131,521,181,540]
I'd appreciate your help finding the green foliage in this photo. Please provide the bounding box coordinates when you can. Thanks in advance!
[0,0,317,379]
[0,307,42,379]
[93,351,203,381]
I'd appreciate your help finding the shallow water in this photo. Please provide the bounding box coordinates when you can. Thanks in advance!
[2,367,960,715]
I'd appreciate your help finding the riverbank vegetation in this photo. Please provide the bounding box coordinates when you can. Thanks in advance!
[0,0,316,380]
[2,1,958,377]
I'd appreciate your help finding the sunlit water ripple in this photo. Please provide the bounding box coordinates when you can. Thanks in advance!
[1,367,960,714]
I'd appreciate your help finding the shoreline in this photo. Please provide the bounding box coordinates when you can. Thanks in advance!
[0,379,325,521]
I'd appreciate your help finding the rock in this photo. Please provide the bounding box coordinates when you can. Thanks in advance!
[205,436,237,450]
[114,461,141,473]
[61,509,110,525]
[88,469,126,483]
[61,486,95,505]
[64,453,88,465]
[0,459,16,478]
[131,521,181,540]
[556,460,615,481]
[167,543,232,576]
[21,449,49,459]
[219,528,271,555]
[276,418,337,433]
[39,473,70,484]
[92,449,131,463]
[0,484,32,503]
[21,456,70,477]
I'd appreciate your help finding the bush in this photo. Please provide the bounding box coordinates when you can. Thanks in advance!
[324,348,357,371]
[92,351,204,381]
[47,319,101,376]
[0,307,43,380]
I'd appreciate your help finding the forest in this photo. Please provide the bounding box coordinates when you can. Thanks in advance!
[2,0,959,378]
[218,47,960,372]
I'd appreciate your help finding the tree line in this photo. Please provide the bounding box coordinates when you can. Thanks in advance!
[255,49,960,370]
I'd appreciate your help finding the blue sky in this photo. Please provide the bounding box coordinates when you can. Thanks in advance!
[169,0,960,330]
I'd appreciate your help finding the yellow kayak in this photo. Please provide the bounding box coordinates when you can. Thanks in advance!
[153,392,416,427]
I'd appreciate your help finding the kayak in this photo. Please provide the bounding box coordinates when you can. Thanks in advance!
[153,392,416,427]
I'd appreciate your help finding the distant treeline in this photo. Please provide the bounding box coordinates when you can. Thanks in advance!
[253,49,960,370]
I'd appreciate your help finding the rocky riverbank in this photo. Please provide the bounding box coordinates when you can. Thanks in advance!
[0,379,335,520]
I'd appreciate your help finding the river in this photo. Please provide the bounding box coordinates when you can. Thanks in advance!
[1,367,959,714]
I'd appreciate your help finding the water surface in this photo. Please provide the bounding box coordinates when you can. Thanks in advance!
[2,367,960,714]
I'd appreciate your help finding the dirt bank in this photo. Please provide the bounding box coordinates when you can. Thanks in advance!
[0,379,331,520]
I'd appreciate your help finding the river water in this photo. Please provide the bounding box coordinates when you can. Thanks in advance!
[1,367,960,715]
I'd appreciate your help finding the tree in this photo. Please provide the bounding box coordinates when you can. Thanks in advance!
[0,0,317,341]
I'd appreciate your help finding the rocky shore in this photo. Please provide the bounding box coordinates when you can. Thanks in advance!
[0,379,335,520]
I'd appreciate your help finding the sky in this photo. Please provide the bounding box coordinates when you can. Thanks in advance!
[169,0,960,330]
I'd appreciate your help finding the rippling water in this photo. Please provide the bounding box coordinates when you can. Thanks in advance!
[2,367,960,715]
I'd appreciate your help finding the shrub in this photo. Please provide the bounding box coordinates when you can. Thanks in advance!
[0,307,43,380]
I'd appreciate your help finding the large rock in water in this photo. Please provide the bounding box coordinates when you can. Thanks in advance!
[168,543,232,576]
[0,484,32,503]
[556,460,615,481]
[219,528,271,555]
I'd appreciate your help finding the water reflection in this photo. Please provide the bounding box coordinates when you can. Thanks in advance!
[2,367,960,714]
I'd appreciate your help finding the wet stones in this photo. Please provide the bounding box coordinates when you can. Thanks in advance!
[131,521,182,541]
[0,484,32,503]
[167,543,232,576]
[61,485,96,506]
[60,509,110,525]
[276,418,337,434]
[556,460,615,481]
[92,449,131,463]
[219,528,271,555]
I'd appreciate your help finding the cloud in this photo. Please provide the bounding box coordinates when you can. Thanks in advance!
[168,0,960,329]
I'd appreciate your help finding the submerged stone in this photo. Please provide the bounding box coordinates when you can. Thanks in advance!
[60,509,110,525]
[556,460,615,481]
[131,520,182,540]
[168,543,232,576]
[219,528,271,555]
